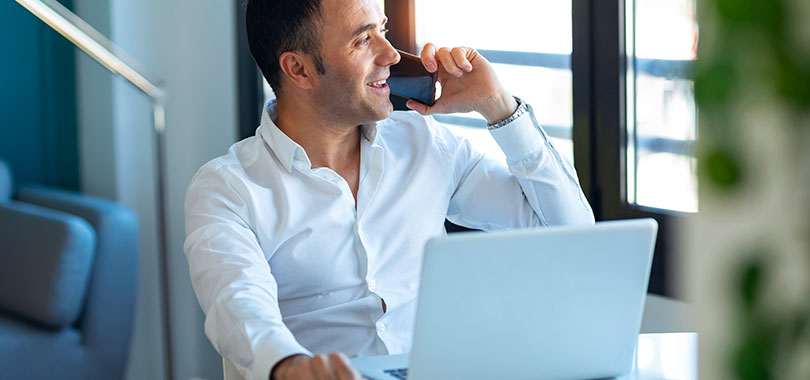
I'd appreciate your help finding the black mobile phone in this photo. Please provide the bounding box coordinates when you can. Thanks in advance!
[388,49,437,106]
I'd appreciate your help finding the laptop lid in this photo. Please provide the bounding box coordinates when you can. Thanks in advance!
[406,219,658,380]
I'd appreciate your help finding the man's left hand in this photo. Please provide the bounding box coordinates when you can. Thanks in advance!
[404,43,518,124]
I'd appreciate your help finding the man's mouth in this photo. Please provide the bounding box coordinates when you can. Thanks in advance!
[367,79,388,89]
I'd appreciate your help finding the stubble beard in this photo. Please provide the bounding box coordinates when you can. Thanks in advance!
[316,77,393,126]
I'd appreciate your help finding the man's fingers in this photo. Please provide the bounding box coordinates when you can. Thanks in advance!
[420,43,438,72]
[309,354,333,379]
[436,47,463,77]
[405,99,436,115]
[405,99,428,114]
[330,353,362,380]
[406,99,449,116]
[450,47,473,72]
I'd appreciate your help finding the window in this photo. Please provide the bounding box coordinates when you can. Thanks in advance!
[384,0,695,295]
[626,0,698,213]
[413,0,574,163]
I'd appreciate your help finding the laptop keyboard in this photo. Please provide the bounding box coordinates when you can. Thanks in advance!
[383,368,408,379]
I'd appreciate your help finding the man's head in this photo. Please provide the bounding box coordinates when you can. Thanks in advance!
[246,0,401,125]
[245,0,325,97]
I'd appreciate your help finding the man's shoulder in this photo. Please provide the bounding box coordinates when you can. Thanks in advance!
[194,138,252,175]
[187,136,269,195]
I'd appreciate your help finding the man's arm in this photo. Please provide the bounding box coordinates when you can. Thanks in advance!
[185,165,365,380]
[407,44,594,228]
[184,165,303,379]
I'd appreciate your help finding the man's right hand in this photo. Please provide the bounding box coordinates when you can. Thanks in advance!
[272,353,365,380]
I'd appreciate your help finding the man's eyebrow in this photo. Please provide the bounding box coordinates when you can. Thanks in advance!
[350,17,388,38]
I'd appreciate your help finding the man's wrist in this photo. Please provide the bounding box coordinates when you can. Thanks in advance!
[478,90,519,125]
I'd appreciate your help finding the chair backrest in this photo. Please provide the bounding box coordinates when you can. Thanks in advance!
[0,202,96,328]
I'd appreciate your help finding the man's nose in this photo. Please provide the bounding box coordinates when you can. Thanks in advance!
[379,37,400,66]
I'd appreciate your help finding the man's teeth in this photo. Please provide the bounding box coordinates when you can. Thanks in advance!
[369,80,386,87]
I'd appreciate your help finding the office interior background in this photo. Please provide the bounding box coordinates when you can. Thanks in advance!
[1,0,808,379]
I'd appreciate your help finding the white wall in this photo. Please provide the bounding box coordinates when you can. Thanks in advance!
[75,1,238,379]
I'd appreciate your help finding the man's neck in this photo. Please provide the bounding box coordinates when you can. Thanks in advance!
[275,96,362,171]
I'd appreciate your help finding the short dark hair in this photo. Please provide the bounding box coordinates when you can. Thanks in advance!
[245,0,327,97]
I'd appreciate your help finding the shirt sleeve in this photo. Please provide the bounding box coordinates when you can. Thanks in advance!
[183,165,312,380]
[443,102,595,229]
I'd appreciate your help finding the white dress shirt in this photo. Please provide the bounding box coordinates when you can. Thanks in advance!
[184,99,594,380]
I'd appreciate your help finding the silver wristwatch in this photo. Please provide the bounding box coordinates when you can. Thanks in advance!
[486,96,528,131]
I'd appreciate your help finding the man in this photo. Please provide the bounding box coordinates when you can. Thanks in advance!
[184,0,594,378]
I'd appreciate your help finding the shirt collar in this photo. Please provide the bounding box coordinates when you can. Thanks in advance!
[259,100,306,173]
[259,100,382,173]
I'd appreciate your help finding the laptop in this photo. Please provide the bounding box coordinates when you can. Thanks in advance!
[352,219,658,380]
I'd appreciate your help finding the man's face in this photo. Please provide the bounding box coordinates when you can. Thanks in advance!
[310,0,401,125]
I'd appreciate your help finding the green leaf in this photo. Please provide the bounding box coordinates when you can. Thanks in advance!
[739,259,764,313]
[695,61,738,110]
[733,327,775,380]
[715,0,786,36]
[701,148,743,189]
[773,63,810,109]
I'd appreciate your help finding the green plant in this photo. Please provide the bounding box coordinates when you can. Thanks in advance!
[695,0,810,378]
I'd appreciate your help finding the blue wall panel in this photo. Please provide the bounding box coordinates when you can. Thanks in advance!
[0,0,79,191]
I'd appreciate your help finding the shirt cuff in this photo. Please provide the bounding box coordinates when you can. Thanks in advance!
[250,331,312,380]
[488,107,547,161]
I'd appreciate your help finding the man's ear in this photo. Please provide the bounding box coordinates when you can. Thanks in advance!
[279,52,316,90]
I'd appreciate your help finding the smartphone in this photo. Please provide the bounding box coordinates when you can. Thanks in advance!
[388,49,437,106]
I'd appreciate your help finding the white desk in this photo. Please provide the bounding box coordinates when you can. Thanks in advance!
[621,332,697,380]
[623,294,696,380]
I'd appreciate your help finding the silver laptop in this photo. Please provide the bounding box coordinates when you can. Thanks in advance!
[352,219,658,380]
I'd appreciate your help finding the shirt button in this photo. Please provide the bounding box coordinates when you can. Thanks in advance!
[368,279,377,290]
[378,323,386,332]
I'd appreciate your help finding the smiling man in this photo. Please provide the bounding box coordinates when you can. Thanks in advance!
[183,0,594,379]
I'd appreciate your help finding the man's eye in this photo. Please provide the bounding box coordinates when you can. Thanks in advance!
[357,27,389,47]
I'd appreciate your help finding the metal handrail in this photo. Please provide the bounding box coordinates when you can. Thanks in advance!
[14,1,174,379]
[16,0,166,102]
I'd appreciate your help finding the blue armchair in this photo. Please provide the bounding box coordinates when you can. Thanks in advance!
[0,160,138,379]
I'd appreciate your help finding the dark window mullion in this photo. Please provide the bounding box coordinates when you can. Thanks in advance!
[572,0,596,212]
[236,2,263,140]
[574,0,682,297]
